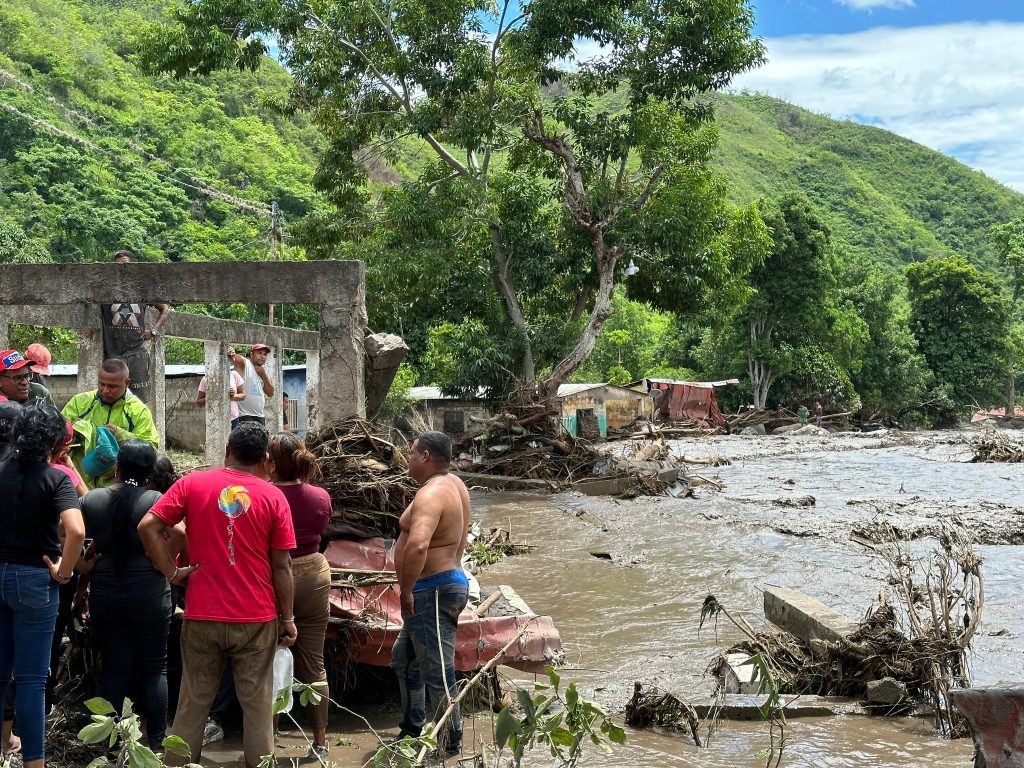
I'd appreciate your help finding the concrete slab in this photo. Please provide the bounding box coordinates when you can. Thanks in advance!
[763,586,858,644]
[720,653,761,695]
[691,694,867,720]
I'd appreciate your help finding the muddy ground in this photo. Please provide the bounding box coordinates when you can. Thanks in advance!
[201,429,1023,766]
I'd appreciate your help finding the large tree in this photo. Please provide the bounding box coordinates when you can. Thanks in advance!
[991,218,1024,413]
[905,255,1011,409]
[142,0,765,396]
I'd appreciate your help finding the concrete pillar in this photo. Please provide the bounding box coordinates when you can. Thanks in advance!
[264,345,284,434]
[77,322,103,395]
[304,349,320,432]
[203,340,231,469]
[149,334,166,450]
[318,281,367,422]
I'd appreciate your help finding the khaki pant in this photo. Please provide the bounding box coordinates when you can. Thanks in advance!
[168,620,277,768]
[292,553,331,729]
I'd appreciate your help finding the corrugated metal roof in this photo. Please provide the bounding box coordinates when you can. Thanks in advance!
[644,378,740,389]
[557,383,650,399]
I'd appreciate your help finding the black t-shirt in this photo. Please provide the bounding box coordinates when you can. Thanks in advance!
[100,303,147,357]
[81,487,164,585]
[0,457,80,567]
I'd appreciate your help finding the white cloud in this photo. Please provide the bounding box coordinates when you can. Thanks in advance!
[733,22,1024,191]
[834,0,915,10]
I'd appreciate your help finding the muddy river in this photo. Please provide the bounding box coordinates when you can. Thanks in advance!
[465,431,1024,767]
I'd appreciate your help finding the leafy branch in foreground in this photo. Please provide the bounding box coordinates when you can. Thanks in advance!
[77,696,196,768]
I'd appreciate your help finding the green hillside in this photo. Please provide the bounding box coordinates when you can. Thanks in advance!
[714,92,1024,271]
[0,0,322,266]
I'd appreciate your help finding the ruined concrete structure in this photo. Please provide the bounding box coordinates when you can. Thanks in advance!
[0,262,369,467]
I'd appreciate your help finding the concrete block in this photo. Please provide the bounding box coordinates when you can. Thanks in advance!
[866,677,908,706]
[364,332,408,417]
[691,694,867,720]
[950,685,1024,768]
[720,653,761,695]
[740,424,766,436]
[764,586,858,645]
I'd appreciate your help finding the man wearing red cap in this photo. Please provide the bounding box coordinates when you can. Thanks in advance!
[24,343,52,387]
[231,345,274,426]
[0,349,53,406]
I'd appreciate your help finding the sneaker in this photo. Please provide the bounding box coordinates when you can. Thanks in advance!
[307,743,329,761]
[203,718,225,746]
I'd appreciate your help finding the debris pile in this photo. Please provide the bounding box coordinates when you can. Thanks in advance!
[625,682,702,746]
[306,417,417,537]
[705,521,981,737]
[971,430,1024,463]
[465,526,534,571]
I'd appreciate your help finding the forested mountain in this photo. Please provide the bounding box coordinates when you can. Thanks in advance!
[714,93,1024,272]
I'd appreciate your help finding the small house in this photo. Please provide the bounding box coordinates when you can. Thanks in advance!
[630,378,739,427]
[407,386,491,436]
[556,383,653,439]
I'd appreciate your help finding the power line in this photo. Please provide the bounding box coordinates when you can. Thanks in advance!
[0,70,272,217]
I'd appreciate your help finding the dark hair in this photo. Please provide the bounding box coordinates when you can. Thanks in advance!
[148,454,179,493]
[13,403,65,464]
[415,431,452,464]
[101,358,130,376]
[228,421,269,465]
[268,432,317,483]
[111,440,157,571]
[0,401,21,444]
[112,250,134,262]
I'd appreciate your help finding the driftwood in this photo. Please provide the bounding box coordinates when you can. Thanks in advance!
[306,417,417,537]
[971,430,1024,463]
[625,681,703,747]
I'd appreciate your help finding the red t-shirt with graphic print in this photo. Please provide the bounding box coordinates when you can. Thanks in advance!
[150,467,296,622]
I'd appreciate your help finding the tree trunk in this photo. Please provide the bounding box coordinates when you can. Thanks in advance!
[542,235,618,398]
[1007,350,1016,417]
[489,222,535,382]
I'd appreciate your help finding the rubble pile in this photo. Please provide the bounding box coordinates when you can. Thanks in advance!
[306,417,417,537]
[971,430,1024,463]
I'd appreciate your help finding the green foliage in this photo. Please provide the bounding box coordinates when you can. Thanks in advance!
[78,697,199,768]
[494,666,625,767]
[906,256,1012,410]
[377,361,418,421]
[422,320,523,400]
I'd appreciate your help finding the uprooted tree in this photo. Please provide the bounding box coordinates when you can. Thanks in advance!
[142,0,768,399]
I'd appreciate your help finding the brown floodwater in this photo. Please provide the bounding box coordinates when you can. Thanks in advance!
[464,431,1024,767]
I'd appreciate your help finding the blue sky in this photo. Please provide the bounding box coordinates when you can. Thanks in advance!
[733,1,1024,190]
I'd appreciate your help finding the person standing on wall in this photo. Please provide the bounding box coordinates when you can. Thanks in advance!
[231,345,274,426]
[102,250,171,405]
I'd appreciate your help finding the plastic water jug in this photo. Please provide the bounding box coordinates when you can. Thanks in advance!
[273,646,294,714]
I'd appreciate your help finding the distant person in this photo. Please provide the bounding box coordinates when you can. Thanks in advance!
[267,433,330,759]
[282,393,291,432]
[391,431,471,757]
[798,405,808,426]
[231,345,274,426]
[814,401,823,428]
[102,250,171,405]
[197,361,246,430]
[0,350,53,406]
[81,440,178,750]
[62,358,159,488]
[0,403,85,768]
[138,423,296,768]
[24,344,52,388]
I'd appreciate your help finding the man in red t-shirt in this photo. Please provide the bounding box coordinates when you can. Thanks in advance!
[139,423,296,768]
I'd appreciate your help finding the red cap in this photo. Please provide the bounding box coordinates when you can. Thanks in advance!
[0,349,34,373]
[25,343,52,376]
[251,343,271,352]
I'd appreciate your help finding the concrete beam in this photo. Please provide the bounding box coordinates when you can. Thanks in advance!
[763,587,858,645]
[0,262,362,305]
[950,685,1024,767]
[160,312,319,350]
[2,304,98,329]
[364,332,408,417]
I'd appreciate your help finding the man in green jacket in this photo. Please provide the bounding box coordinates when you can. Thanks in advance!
[62,358,159,487]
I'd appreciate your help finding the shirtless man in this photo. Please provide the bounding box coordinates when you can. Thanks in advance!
[391,431,471,756]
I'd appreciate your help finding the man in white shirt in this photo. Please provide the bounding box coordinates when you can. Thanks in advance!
[196,355,246,429]
[232,345,274,426]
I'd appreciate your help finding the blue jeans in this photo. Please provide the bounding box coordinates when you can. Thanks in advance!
[391,584,468,753]
[0,564,60,762]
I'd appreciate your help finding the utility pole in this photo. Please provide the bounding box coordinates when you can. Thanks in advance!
[268,200,282,326]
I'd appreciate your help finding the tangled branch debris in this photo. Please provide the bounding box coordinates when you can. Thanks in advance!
[971,430,1024,463]
[709,520,982,738]
[625,682,703,747]
[466,526,534,571]
[306,417,417,537]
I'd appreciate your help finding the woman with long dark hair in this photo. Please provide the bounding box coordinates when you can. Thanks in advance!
[81,439,172,749]
[0,403,85,768]
[267,432,332,759]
